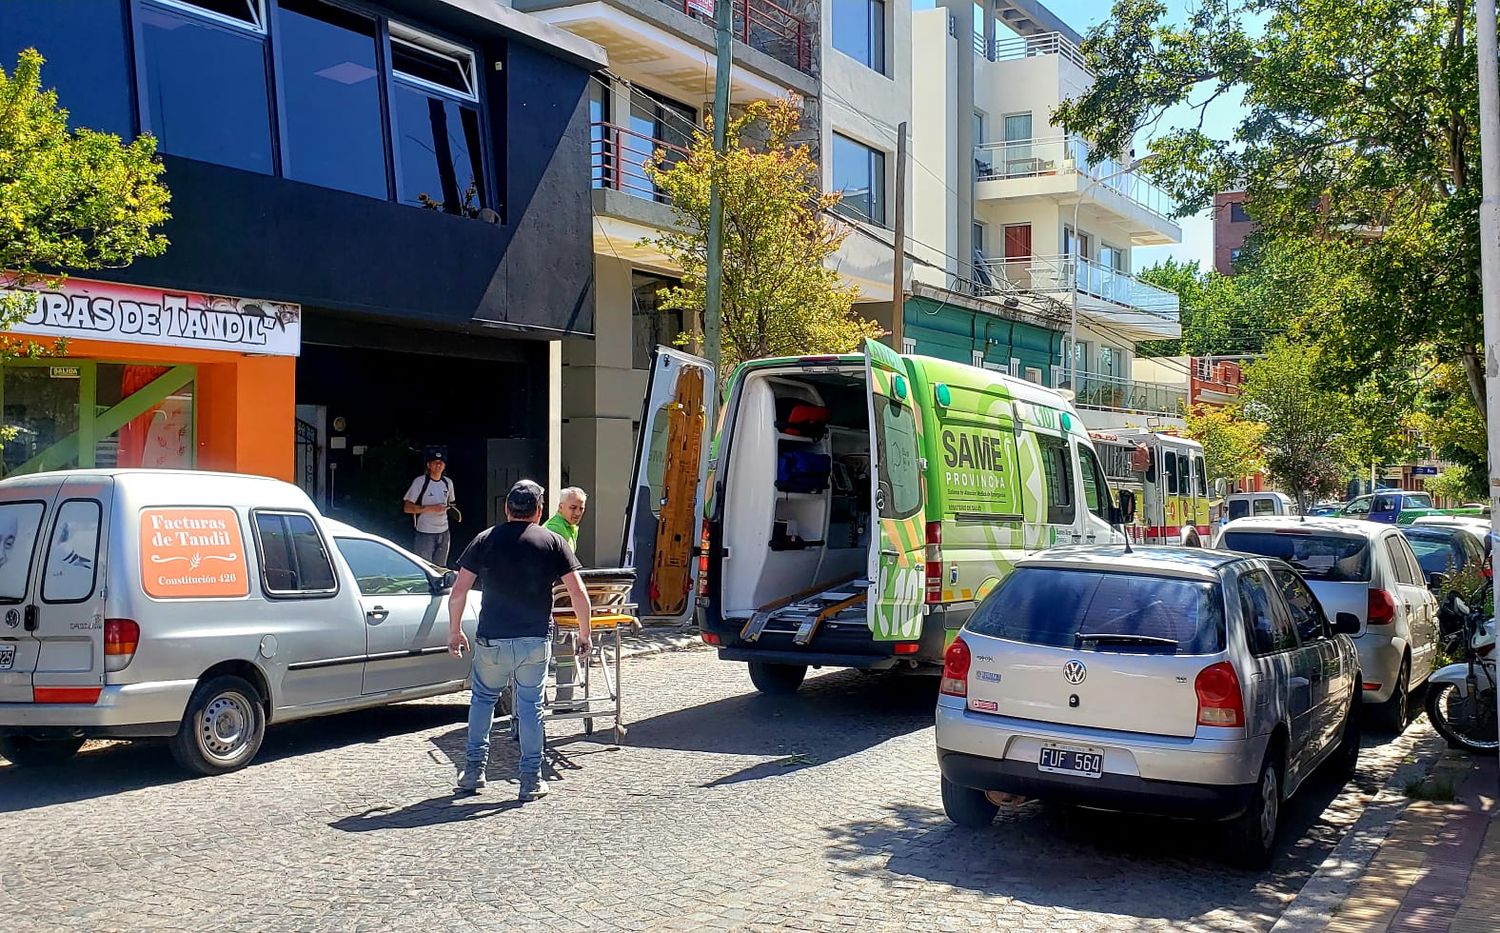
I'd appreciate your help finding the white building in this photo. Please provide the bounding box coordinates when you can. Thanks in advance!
[515,0,913,563]
[911,0,1186,431]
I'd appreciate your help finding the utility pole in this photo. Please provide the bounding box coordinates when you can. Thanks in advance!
[703,0,734,377]
[890,121,908,350]
[1476,0,1500,789]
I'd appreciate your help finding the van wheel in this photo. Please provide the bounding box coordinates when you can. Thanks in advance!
[170,675,265,776]
[1227,754,1281,869]
[748,662,806,695]
[0,735,85,767]
[1375,659,1410,735]
[941,776,998,828]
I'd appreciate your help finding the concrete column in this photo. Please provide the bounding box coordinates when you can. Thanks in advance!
[548,339,563,516]
[983,2,996,61]
[940,0,975,282]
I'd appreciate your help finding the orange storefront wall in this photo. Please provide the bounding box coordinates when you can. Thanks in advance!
[64,338,295,482]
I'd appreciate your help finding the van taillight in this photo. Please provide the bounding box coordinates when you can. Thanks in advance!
[1367,589,1396,626]
[925,521,943,604]
[1195,661,1244,728]
[104,618,140,672]
[696,520,711,598]
[940,636,970,697]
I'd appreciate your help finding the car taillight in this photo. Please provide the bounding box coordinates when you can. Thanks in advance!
[696,519,711,598]
[1367,589,1396,626]
[940,636,970,697]
[925,521,943,604]
[1195,661,1244,728]
[104,618,140,672]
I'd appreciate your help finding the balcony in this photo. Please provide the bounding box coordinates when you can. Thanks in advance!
[976,254,1180,341]
[973,136,1182,245]
[518,0,816,104]
[1057,371,1187,418]
[977,31,1090,73]
[591,121,689,203]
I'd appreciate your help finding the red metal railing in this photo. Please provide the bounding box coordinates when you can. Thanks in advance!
[591,121,691,203]
[674,0,813,75]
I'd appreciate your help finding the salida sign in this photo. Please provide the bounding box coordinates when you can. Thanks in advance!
[2,276,301,357]
[939,424,1018,513]
[140,508,249,599]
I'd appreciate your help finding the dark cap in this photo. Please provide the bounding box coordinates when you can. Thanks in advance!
[506,479,544,517]
[423,445,446,464]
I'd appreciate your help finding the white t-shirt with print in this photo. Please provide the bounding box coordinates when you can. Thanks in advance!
[405,474,454,534]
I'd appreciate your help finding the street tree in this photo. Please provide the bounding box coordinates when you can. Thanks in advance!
[1136,258,1276,357]
[1236,340,1356,510]
[1183,403,1264,487]
[1,49,170,327]
[646,98,879,373]
[1055,0,1490,417]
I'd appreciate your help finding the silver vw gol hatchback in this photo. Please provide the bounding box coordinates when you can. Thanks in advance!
[935,546,1362,867]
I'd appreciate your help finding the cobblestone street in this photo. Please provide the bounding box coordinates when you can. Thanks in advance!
[0,646,1437,932]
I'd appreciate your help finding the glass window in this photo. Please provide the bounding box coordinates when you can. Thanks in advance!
[1194,456,1208,497]
[1374,493,1400,513]
[1273,568,1325,643]
[335,537,432,595]
[589,82,611,189]
[394,84,484,215]
[1404,493,1434,509]
[1040,438,1075,525]
[1077,445,1110,522]
[1239,570,1297,655]
[0,501,47,603]
[1403,531,1463,579]
[832,133,887,226]
[391,27,474,98]
[42,499,101,603]
[158,0,263,27]
[1221,531,1372,583]
[98,366,195,470]
[1229,201,1252,223]
[627,91,693,203]
[254,511,336,596]
[968,568,1226,655]
[875,397,921,519]
[632,273,685,371]
[276,0,387,199]
[1178,453,1192,498]
[1252,497,1277,516]
[1342,496,1372,516]
[833,0,886,73]
[1384,537,1420,586]
[1228,499,1250,520]
[140,1,274,174]
[0,1,136,136]
[1164,450,1179,495]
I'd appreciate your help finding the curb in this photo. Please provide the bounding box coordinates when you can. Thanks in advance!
[1270,726,1449,933]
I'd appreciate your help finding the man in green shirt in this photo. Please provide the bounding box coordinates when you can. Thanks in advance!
[543,486,587,552]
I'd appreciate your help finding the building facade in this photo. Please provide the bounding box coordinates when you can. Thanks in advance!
[524,0,913,564]
[1213,190,1254,275]
[910,0,1185,432]
[1,0,605,554]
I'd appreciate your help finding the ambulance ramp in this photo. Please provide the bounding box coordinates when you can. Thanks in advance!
[740,576,870,646]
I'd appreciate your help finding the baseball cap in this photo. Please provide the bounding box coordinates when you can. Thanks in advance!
[506,479,544,516]
[423,446,446,463]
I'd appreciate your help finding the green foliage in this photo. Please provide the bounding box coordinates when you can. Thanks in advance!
[1056,0,1488,416]
[1135,258,1276,357]
[1425,464,1484,504]
[645,99,880,374]
[1184,403,1264,485]
[1,49,170,324]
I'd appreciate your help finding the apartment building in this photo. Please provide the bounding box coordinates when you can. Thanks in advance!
[524,0,913,563]
[910,0,1186,431]
[1214,190,1254,275]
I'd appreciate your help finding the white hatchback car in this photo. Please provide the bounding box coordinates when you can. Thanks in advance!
[1220,517,1440,733]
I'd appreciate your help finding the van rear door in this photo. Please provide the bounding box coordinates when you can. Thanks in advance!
[623,347,717,624]
[865,340,926,642]
[27,475,112,703]
[0,487,57,702]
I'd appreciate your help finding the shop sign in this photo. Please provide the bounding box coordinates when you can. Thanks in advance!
[686,0,713,15]
[139,507,249,599]
[48,366,81,379]
[2,276,300,357]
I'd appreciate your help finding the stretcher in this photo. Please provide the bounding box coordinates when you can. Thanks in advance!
[539,568,639,744]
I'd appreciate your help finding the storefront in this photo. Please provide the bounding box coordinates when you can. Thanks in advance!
[1,277,297,481]
[903,291,1067,384]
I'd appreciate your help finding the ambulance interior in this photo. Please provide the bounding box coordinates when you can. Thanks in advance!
[720,367,874,619]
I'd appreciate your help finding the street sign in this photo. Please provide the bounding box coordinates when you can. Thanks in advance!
[1412,466,1440,476]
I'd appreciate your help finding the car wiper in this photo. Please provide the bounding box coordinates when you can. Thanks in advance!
[1076,632,1179,647]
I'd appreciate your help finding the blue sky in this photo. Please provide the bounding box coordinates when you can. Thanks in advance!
[910,0,1248,272]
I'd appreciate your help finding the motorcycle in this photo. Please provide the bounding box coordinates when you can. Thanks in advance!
[1425,595,1498,755]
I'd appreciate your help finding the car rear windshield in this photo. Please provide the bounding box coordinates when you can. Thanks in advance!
[1403,530,1466,577]
[1221,531,1371,582]
[1228,499,1249,520]
[967,567,1226,655]
[1404,493,1434,509]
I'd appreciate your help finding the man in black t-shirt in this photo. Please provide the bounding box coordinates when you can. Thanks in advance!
[447,480,591,800]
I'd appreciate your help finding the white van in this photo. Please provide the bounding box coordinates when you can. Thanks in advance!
[623,342,1135,694]
[0,470,479,774]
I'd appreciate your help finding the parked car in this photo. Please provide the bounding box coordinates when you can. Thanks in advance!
[1220,517,1440,733]
[1215,492,1297,542]
[935,546,1361,868]
[1399,525,1487,586]
[1335,491,1441,525]
[0,470,480,775]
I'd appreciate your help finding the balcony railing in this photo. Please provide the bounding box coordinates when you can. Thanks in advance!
[990,32,1090,71]
[673,0,812,74]
[591,121,690,204]
[976,254,1180,318]
[1056,370,1187,417]
[973,135,1178,220]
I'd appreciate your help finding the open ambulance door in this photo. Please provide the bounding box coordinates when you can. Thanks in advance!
[622,347,717,623]
[863,339,926,642]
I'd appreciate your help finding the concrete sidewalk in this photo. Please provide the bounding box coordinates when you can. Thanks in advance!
[1323,751,1498,933]
[618,623,705,659]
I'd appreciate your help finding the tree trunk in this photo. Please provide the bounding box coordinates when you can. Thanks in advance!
[1461,347,1487,425]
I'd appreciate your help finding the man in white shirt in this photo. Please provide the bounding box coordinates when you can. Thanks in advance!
[403,449,455,566]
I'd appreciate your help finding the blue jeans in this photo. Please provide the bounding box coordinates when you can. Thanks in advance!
[466,636,550,779]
